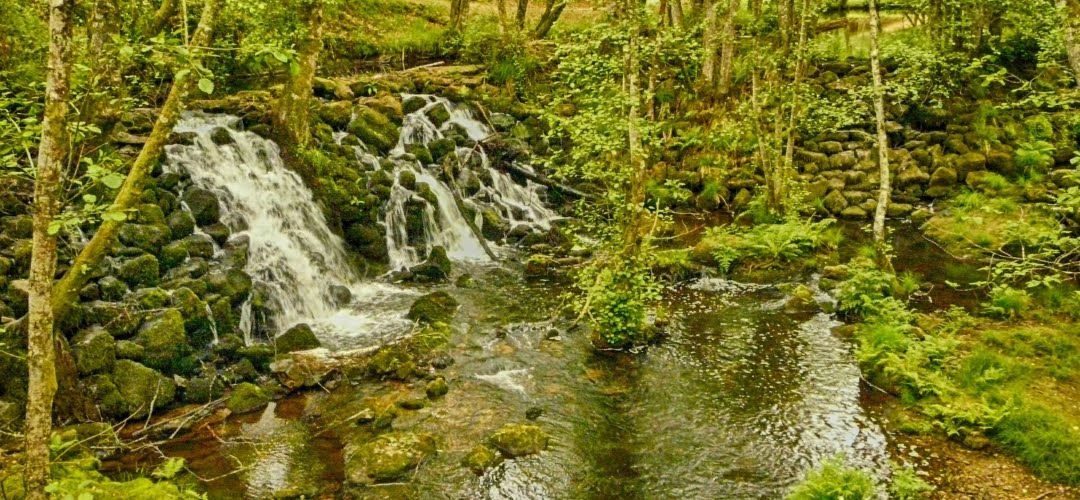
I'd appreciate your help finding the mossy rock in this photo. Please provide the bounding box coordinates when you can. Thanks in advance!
[275,323,321,353]
[203,222,230,245]
[118,223,171,253]
[159,241,189,270]
[86,374,127,419]
[166,210,196,239]
[426,104,451,127]
[169,234,215,260]
[428,138,456,164]
[367,348,417,380]
[97,276,128,302]
[405,144,433,165]
[115,340,145,361]
[347,104,399,155]
[88,301,141,338]
[407,246,451,282]
[361,93,404,124]
[117,254,160,288]
[226,382,269,414]
[182,188,221,226]
[406,291,459,325]
[317,100,354,130]
[112,360,176,419]
[72,327,116,376]
[170,287,215,349]
[236,344,275,371]
[487,424,550,458]
[480,208,507,241]
[130,287,169,310]
[184,374,226,404]
[349,432,437,484]
[425,377,448,399]
[397,169,417,190]
[136,308,192,374]
[462,445,502,474]
[206,269,253,306]
[784,285,821,313]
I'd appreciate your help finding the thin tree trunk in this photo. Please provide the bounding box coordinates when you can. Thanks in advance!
[1061,0,1080,88]
[779,0,810,214]
[869,0,892,267]
[50,0,221,325]
[752,0,762,18]
[701,0,719,87]
[534,0,566,39]
[276,0,324,148]
[24,0,75,497]
[623,14,647,254]
[86,0,122,125]
[718,0,739,95]
[516,0,529,28]
[449,0,470,33]
[670,0,685,29]
[148,0,178,36]
[496,0,512,35]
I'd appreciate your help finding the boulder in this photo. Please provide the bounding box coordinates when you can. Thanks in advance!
[225,382,269,414]
[115,340,145,361]
[118,223,171,253]
[170,287,215,349]
[406,291,459,325]
[182,188,221,226]
[136,309,192,374]
[118,254,160,288]
[112,360,176,419]
[840,206,868,220]
[275,323,321,353]
[822,190,848,214]
[487,424,550,458]
[462,445,502,474]
[425,377,449,399]
[316,100,353,129]
[929,167,958,187]
[348,432,437,484]
[784,285,820,313]
[329,285,352,307]
[407,246,451,282]
[897,166,929,188]
[72,327,116,376]
[347,105,399,155]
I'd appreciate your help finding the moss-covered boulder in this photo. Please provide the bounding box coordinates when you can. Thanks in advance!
[118,223,171,253]
[487,424,550,458]
[168,234,215,260]
[170,287,215,349]
[407,246,451,282]
[226,382,269,414]
[182,188,221,226]
[784,285,821,313]
[428,138,456,164]
[111,360,176,419]
[317,100,354,129]
[480,208,507,241]
[348,432,437,484]
[426,104,451,127]
[97,276,128,301]
[425,377,449,399]
[236,344,275,371]
[462,444,502,474]
[276,323,321,353]
[184,374,226,404]
[136,309,192,374]
[166,210,196,239]
[347,104,399,155]
[72,327,116,376]
[206,269,253,306]
[115,340,145,361]
[130,287,169,310]
[406,291,458,325]
[87,301,141,338]
[203,222,230,245]
[117,254,160,288]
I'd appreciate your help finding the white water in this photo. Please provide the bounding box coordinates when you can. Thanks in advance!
[165,113,415,348]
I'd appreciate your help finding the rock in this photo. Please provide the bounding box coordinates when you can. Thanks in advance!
[396,393,428,410]
[822,190,848,214]
[425,377,449,399]
[73,327,116,376]
[349,432,437,484]
[361,93,404,124]
[112,360,176,419]
[136,309,192,374]
[886,203,914,217]
[316,100,353,129]
[956,152,987,174]
[182,188,221,226]
[818,141,843,154]
[929,166,958,187]
[236,344,274,371]
[210,127,233,145]
[407,246,451,282]
[97,276,128,301]
[426,104,451,127]
[404,144,433,165]
[897,166,930,187]
[428,138,456,164]
[784,285,820,313]
[159,241,189,270]
[203,222,230,246]
[487,424,550,458]
[226,382,269,414]
[830,150,858,170]
[526,407,544,420]
[276,323,321,353]
[206,269,253,306]
[115,340,144,361]
[840,206,868,220]
[347,104,399,155]
[183,375,225,404]
[462,445,502,474]
[406,291,459,325]
[965,170,1000,192]
[118,223,171,253]
[169,234,215,260]
[170,287,215,349]
[131,287,169,310]
[403,95,427,114]
[329,285,352,307]
[118,254,160,288]
[269,352,337,390]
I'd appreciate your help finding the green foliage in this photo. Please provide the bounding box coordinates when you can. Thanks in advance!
[786,456,878,500]
[1014,140,1055,173]
[702,218,837,273]
[834,260,901,319]
[44,454,204,499]
[573,252,663,349]
[888,463,934,499]
[994,405,1080,485]
[982,286,1033,319]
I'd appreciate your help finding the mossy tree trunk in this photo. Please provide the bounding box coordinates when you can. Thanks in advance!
[516,0,529,28]
[25,0,75,497]
[50,0,221,326]
[450,0,470,33]
[534,0,566,39]
[1061,0,1080,88]
[869,0,893,269]
[275,0,324,149]
[85,0,122,126]
[701,0,719,88]
[148,0,178,37]
[718,0,739,95]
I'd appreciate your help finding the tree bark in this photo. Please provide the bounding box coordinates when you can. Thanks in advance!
[24,0,75,497]
[533,0,566,39]
[1060,0,1080,88]
[275,0,324,148]
[496,0,512,35]
[50,0,221,325]
[623,12,647,255]
[148,0,178,36]
[670,0,685,30]
[516,0,529,28]
[718,0,739,95]
[449,0,470,33]
[85,0,122,125]
[778,0,811,214]
[701,0,719,87]
[869,0,892,266]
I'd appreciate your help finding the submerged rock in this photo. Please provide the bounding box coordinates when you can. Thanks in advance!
[462,445,502,474]
[425,377,449,399]
[487,424,550,458]
[348,432,437,484]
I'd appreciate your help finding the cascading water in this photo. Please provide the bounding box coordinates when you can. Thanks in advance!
[165,113,415,349]
[372,94,560,271]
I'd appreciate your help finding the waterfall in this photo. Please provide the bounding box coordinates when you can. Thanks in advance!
[379,94,560,270]
[165,113,414,349]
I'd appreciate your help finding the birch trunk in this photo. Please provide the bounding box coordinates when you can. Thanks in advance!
[24,0,75,496]
[778,0,811,214]
[702,0,719,86]
[869,0,892,265]
[718,0,739,95]
[50,0,221,325]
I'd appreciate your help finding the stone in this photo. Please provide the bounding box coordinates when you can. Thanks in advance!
[330,285,352,307]
[818,141,843,154]
[276,323,321,353]
[115,340,145,361]
[965,170,1000,192]
[462,445,502,474]
[118,223,171,253]
[131,287,169,309]
[170,287,215,349]
[488,424,550,458]
[407,246,451,282]
[184,375,226,404]
[425,377,449,399]
[822,190,848,214]
[226,383,269,414]
[929,167,958,188]
[784,285,820,313]
[182,188,221,226]
[428,138,457,164]
[73,327,116,376]
[349,432,437,484]
[830,151,858,170]
[316,100,353,129]
[1050,169,1080,188]
[210,127,233,145]
[118,254,160,288]
[203,223,231,246]
[897,166,929,187]
[404,144,433,165]
[136,309,192,374]
[840,206,868,220]
[88,301,141,338]
[956,152,987,174]
[886,203,915,217]
[406,291,459,325]
[112,360,176,419]
[347,105,399,155]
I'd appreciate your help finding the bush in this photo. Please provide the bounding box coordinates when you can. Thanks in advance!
[888,464,934,499]
[787,456,878,500]
[701,218,837,273]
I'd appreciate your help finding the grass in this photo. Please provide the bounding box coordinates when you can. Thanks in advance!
[923,190,1061,258]
[787,456,878,500]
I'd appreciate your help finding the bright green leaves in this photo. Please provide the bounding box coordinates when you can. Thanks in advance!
[197,77,215,95]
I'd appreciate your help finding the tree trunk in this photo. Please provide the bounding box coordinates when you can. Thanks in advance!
[449,0,470,33]
[516,0,529,28]
[701,0,719,87]
[623,14,647,255]
[50,0,221,325]
[869,0,892,266]
[752,0,762,18]
[778,0,811,214]
[1061,0,1080,88]
[670,0,685,30]
[275,0,324,148]
[718,0,739,95]
[85,0,122,126]
[24,0,75,497]
[534,0,566,39]
[496,0,512,34]
[148,0,178,36]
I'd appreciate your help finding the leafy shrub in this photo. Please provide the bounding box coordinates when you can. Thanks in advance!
[575,253,663,349]
[702,218,837,273]
[786,456,877,500]
[982,286,1032,319]
[1014,140,1055,173]
[834,260,898,319]
[888,464,934,499]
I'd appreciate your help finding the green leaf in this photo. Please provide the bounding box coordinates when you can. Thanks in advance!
[152,457,186,480]
[82,194,97,203]
[175,68,190,81]
[272,50,290,63]
[48,221,63,235]
[102,172,125,189]
[102,211,127,222]
[198,78,214,95]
